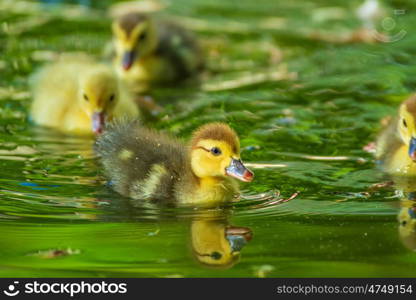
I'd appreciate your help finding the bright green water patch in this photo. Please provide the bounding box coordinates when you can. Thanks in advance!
[0,0,416,277]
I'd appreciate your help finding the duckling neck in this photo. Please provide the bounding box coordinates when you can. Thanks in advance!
[186,176,238,205]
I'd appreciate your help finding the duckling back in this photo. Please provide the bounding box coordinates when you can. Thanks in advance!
[30,56,139,135]
[30,58,89,131]
[95,121,192,203]
[155,20,204,81]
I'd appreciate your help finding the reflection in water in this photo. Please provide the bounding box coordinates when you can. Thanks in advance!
[398,198,416,252]
[388,174,416,252]
[190,210,252,268]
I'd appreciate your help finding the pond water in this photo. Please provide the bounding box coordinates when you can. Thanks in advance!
[1,0,416,277]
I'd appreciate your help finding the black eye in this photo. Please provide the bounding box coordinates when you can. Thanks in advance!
[139,32,147,41]
[83,94,89,101]
[109,94,115,102]
[401,220,407,226]
[211,252,222,260]
[210,147,222,156]
[403,119,408,128]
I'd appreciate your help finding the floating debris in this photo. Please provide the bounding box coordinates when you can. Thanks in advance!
[245,163,287,169]
[28,248,80,259]
[301,155,367,164]
[253,265,275,278]
[202,66,297,92]
[108,0,166,18]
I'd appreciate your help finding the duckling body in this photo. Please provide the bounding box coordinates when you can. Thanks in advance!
[95,122,253,205]
[376,95,416,177]
[30,56,139,135]
[111,13,204,89]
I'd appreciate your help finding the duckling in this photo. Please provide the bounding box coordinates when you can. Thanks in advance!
[30,56,139,135]
[376,95,416,177]
[95,121,254,205]
[111,12,204,89]
[191,214,252,268]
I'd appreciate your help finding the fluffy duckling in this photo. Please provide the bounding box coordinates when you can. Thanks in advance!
[191,214,252,268]
[95,121,253,205]
[376,95,416,177]
[111,12,204,88]
[30,57,139,135]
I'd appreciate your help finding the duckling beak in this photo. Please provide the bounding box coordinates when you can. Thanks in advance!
[225,226,252,252]
[122,51,136,70]
[225,158,254,182]
[409,137,416,161]
[92,112,105,134]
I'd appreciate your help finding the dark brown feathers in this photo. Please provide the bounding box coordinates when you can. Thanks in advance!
[191,123,240,154]
[116,13,148,36]
[405,94,416,115]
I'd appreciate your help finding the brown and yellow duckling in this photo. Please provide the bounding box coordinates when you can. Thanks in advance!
[30,56,139,135]
[95,122,253,206]
[111,12,204,90]
[376,95,416,177]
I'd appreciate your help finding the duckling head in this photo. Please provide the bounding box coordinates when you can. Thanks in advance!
[191,218,253,268]
[112,13,158,71]
[190,123,254,182]
[398,96,416,161]
[79,68,118,134]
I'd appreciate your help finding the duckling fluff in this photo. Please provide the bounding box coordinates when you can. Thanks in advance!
[30,56,139,135]
[111,12,204,88]
[95,122,254,205]
[376,95,416,176]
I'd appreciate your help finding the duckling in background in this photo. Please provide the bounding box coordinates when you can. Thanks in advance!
[111,12,204,91]
[191,213,252,268]
[95,121,253,206]
[376,95,416,178]
[30,56,139,135]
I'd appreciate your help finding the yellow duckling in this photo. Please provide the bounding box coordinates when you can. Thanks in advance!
[191,215,252,268]
[376,95,416,177]
[30,56,139,135]
[111,12,204,89]
[95,122,254,205]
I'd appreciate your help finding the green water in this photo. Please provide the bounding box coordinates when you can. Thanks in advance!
[1,0,416,277]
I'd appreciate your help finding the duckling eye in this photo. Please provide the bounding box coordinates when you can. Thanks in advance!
[109,94,115,102]
[211,251,222,260]
[83,94,89,102]
[403,119,408,128]
[401,220,408,226]
[138,32,147,41]
[210,147,222,156]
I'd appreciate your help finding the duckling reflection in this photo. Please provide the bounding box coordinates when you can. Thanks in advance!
[190,211,252,268]
[398,198,416,252]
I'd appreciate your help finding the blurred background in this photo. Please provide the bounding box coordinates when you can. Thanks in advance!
[0,0,416,277]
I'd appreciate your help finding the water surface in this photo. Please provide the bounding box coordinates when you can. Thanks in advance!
[1,0,416,277]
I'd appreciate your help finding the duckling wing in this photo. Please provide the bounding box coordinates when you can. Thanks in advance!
[30,62,80,127]
[95,121,188,202]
